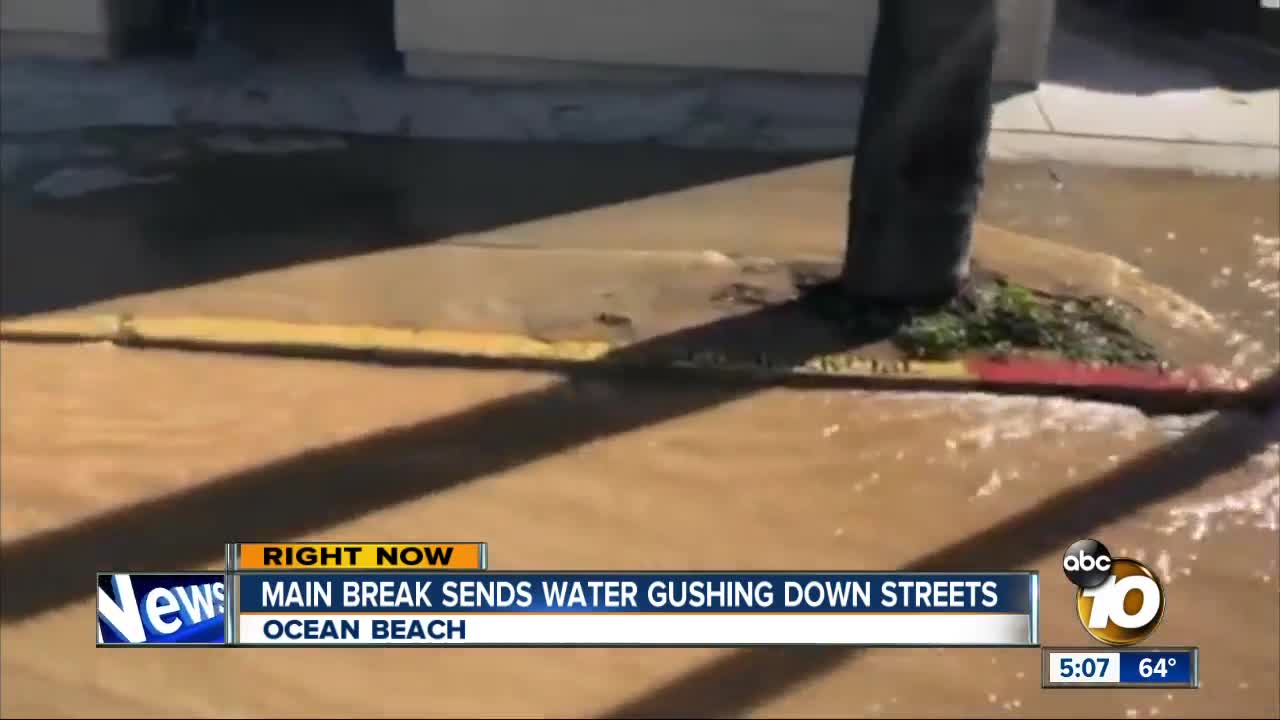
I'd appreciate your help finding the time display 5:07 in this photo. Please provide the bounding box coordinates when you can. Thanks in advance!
[1048,652,1121,683]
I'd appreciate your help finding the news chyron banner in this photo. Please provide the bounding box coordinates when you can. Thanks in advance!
[95,543,484,646]
[98,543,1040,647]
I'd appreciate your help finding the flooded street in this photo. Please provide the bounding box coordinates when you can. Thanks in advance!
[1,130,1277,717]
[2,344,1276,718]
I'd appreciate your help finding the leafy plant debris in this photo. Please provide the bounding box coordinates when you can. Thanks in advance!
[800,269,1161,364]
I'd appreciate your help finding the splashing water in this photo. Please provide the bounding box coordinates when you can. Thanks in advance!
[1156,445,1280,541]
[973,470,1003,499]
[864,392,1153,452]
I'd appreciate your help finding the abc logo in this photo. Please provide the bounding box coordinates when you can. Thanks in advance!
[1062,539,1165,646]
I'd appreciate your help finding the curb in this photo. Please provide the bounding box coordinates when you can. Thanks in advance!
[2,58,1276,178]
[987,131,1280,179]
[0,313,1257,414]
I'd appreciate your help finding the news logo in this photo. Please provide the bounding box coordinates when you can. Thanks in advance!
[1062,539,1165,647]
[97,573,226,646]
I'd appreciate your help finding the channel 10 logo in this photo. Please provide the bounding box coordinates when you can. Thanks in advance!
[1062,539,1165,646]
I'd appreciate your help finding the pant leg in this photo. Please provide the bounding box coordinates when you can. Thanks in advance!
[843,0,998,302]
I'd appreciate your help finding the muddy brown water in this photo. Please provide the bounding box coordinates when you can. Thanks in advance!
[1,344,1276,718]
[1,130,1277,717]
[981,163,1280,377]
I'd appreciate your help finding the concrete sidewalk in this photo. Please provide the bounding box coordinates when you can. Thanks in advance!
[2,15,1277,177]
[989,7,1278,175]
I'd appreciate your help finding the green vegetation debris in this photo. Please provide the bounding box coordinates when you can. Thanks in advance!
[802,272,1160,364]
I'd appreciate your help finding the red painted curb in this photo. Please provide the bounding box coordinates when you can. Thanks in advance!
[964,357,1231,391]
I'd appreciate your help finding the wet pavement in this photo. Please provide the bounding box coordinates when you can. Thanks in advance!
[981,163,1280,377]
[0,130,1277,718]
[4,129,1273,372]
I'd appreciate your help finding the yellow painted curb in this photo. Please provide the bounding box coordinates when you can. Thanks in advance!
[801,354,971,380]
[0,314,123,340]
[667,351,973,380]
[0,313,975,381]
[135,315,617,362]
[1,313,1261,415]
[0,314,615,362]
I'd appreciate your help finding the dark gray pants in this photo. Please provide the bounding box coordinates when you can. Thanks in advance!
[843,0,998,303]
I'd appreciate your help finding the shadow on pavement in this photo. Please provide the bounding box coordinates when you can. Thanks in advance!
[1,279,1276,631]
[0,297,870,621]
[1,139,830,318]
[1,279,1276,714]
[604,373,1279,718]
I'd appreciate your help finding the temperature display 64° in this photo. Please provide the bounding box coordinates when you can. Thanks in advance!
[1042,647,1199,689]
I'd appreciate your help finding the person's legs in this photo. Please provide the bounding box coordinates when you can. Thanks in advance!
[842,0,998,304]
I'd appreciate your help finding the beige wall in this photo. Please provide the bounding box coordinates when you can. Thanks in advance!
[0,0,109,34]
[0,0,1056,85]
[0,0,134,58]
[396,0,1057,85]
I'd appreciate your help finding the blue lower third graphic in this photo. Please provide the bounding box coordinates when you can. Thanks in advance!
[97,573,226,645]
